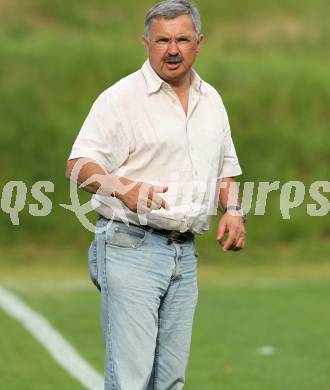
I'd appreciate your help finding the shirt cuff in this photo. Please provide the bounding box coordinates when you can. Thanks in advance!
[68,147,111,172]
[218,165,242,179]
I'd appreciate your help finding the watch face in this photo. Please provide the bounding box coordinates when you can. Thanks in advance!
[225,206,246,222]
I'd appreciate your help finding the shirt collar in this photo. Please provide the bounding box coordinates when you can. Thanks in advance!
[190,68,207,95]
[141,60,207,95]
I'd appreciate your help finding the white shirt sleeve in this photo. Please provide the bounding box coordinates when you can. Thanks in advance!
[68,91,129,172]
[218,106,242,179]
[218,95,242,178]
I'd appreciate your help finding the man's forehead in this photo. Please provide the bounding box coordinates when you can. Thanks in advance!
[149,15,195,36]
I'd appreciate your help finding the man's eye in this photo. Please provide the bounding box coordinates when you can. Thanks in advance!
[157,38,169,43]
[177,38,190,43]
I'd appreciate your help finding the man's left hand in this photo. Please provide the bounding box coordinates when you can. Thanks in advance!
[216,213,246,251]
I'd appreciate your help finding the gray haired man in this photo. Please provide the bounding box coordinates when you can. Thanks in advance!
[66,1,246,389]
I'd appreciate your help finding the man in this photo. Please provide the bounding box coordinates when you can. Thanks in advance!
[66,1,246,389]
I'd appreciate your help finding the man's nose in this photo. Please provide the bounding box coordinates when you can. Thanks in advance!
[167,39,179,55]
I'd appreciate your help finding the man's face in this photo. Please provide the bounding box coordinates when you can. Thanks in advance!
[143,14,203,84]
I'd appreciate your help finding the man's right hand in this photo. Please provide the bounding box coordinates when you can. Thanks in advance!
[115,177,170,213]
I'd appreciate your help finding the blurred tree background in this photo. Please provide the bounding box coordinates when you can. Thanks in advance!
[0,0,329,266]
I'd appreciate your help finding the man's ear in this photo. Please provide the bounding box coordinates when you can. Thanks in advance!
[142,35,149,51]
[196,34,204,54]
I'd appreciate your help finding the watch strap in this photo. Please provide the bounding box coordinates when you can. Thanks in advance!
[223,205,247,223]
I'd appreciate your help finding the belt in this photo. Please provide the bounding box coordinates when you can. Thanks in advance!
[137,224,195,244]
[99,215,194,244]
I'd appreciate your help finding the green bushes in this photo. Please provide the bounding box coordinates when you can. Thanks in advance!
[0,1,329,252]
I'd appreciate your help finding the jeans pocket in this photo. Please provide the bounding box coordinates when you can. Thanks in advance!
[106,223,147,249]
[88,239,101,291]
[194,248,199,259]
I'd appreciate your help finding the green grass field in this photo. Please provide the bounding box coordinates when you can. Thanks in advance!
[1,259,330,390]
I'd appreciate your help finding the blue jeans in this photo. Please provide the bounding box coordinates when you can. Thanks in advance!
[88,215,198,390]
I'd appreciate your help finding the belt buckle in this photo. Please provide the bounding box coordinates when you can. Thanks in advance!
[167,231,185,244]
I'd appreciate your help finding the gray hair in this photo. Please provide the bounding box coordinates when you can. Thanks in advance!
[144,0,202,37]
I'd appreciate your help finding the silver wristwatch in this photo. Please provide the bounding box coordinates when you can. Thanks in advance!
[223,205,247,223]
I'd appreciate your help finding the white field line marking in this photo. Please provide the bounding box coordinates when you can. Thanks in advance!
[0,286,103,390]
[256,346,275,356]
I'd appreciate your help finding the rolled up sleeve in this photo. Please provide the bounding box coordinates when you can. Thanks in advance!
[219,109,242,178]
[68,91,129,173]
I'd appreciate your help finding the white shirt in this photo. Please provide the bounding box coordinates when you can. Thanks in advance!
[68,60,242,234]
